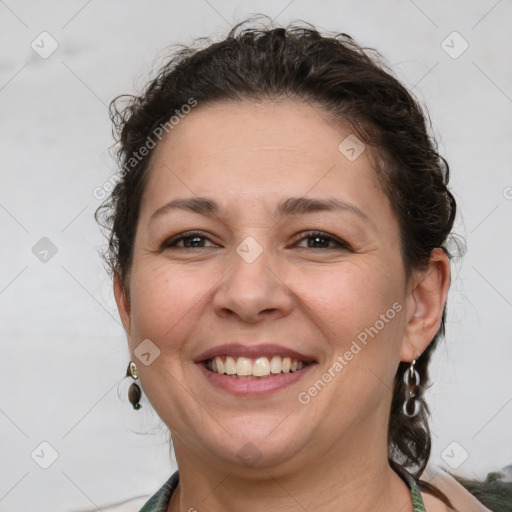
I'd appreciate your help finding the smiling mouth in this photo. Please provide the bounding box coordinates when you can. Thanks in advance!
[203,355,313,379]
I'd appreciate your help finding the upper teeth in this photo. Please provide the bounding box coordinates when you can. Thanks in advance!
[206,356,305,376]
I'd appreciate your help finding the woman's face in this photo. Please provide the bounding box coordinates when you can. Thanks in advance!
[115,99,432,472]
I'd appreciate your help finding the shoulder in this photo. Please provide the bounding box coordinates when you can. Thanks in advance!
[419,465,493,512]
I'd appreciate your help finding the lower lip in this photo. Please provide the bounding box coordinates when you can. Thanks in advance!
[196,362,316,396]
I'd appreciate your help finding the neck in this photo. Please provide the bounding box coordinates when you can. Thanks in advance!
[167,422,413,512]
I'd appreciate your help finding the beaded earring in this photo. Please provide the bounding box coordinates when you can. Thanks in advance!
[402,359,421,418]
[126,361,142,410]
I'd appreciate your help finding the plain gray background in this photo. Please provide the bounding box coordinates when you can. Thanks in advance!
[1,0,511,510]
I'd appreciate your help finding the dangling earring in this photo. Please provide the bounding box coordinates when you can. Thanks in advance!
[402,359,421,417]
[126,361,142,410]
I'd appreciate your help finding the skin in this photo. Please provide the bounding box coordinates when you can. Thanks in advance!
[114,99,451,512]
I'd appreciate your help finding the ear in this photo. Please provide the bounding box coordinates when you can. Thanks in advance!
[400,248,451,362]
[113,273,131,335]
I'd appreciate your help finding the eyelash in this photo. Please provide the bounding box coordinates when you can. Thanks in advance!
[162,230,352,251]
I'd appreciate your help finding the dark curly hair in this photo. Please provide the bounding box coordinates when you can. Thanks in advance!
[96,15,460,509]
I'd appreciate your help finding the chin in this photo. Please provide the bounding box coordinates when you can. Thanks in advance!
[202,421,309,472]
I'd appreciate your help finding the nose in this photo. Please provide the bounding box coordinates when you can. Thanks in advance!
[212,238,294,323]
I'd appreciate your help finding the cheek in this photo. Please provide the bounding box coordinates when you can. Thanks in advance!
[293,263,403,331]
[127,263,211,348]
[295,262,406,405]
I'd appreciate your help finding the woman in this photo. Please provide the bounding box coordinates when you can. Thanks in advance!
[96,17,488,512]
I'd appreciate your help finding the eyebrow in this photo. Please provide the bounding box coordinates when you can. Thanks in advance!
[150,196,374,228]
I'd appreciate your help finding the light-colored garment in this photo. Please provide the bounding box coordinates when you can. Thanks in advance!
[420,464,493,512]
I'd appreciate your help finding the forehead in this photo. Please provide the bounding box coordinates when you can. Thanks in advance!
[139,99,390,224]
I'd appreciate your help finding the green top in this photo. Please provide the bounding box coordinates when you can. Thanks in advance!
[138,464,426,512]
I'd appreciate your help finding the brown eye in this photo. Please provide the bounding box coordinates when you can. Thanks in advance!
[162,231,217,249]
[295,231,352,251]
